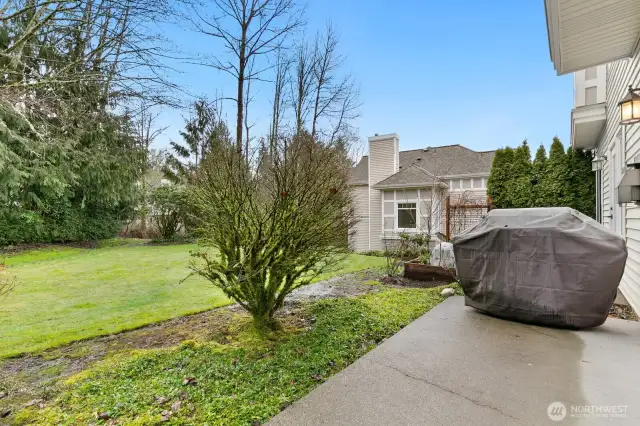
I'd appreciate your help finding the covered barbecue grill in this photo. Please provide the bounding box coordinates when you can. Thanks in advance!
[452,207,627,329]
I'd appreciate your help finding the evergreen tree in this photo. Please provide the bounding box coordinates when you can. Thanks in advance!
[164,100,231,183]
[531,144,547,206]
[508,140,533,207]
[487,137,596,217]
[539,137,569,207]
[487,147,515,208]
[0,0,175,245]
[567,149,596,217]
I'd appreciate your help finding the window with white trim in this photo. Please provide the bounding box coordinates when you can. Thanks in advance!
[383,190,395,230]
[397,202,417,229]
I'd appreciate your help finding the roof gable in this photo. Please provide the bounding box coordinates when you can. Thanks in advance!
[349,144,495,185]
[372,165,443,189]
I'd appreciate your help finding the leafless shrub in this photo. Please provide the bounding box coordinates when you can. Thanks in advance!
[189,132,357,329]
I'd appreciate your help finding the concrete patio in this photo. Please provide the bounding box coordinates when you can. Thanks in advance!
[270,296,640,425]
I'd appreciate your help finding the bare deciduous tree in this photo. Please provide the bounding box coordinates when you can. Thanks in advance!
[0,0,180,118]
[187,0,304,154]
[290,40,315,134]
[133,102,168,235]
[269,49,290,153]
[310,24,359,140]
[284,23,360,146]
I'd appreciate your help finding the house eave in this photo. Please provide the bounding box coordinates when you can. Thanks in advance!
[571,103,607,150]
[545,0,640,75]
[372,182,448,190]
[440,173,491,179]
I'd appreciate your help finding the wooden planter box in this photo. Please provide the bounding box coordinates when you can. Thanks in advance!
[404,261,456,282]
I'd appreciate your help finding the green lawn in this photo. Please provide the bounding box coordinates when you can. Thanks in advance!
[0,242,385,358]
[14,286,456,425]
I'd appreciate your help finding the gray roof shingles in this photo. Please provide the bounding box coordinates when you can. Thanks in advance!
[349,144,495,186]
[372,165,438,189]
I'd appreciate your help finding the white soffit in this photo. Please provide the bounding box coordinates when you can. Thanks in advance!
[571,103,606,149]
[546,0,640,75]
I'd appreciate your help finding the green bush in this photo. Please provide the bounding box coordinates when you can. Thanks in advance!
[150,185,187,241]
[0,203,126,247]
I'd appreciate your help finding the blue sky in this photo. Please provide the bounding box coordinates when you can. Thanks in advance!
[154,0,573,154]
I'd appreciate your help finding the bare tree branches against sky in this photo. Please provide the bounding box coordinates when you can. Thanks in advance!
[151,0,571,155]
[0,0,185,113]
[2,1,573,156]
[184,0,305,154]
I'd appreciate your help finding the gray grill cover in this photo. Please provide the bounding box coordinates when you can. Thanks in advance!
[452,208,627,329]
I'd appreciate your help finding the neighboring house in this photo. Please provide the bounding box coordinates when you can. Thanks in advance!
[544,0,640,314]
[349,133,495,252]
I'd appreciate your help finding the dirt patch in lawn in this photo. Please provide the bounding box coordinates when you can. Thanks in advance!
[0,271,382,415]
[380,275,452,289]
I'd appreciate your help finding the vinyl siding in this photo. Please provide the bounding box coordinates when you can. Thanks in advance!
[349,185,369,252]
[597,47,640,314]
[368,137,399,250]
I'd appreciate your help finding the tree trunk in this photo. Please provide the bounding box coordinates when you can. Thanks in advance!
[252,311,281,332]
[140,178,147,236]
[236,70,244,154]
[236,26,247,155]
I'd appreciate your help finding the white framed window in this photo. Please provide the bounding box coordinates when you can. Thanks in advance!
[585,66,597,80]
[397,202,417,229]
[383,190,395,230]
[381,189,441,233]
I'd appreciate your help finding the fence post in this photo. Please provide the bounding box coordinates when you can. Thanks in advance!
[487,196,493,212]
[445,195,451,241]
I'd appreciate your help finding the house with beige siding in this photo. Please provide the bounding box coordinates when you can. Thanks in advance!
[544,0,640,314]
[349,134,495,252]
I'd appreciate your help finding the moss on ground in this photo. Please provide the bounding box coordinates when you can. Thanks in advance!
[13,284,460,425]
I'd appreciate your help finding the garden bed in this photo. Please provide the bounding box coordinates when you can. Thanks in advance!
[404,261,456,283]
